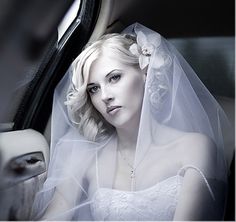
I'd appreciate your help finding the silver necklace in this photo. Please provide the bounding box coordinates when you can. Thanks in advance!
[118,147,150,191]
[118,148,136,179]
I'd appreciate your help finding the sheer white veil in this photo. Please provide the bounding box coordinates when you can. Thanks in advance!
[31,23,233,220]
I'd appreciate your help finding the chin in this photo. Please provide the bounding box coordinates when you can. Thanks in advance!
[108,121,127,129]
[108,116,139,130]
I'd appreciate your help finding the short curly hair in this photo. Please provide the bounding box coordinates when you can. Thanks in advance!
[65,33,139,141]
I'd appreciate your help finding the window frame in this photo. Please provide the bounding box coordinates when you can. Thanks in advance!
[13,0,101,133]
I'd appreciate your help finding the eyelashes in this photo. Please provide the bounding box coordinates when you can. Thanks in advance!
[109,73,121,83]
[87,73,122,95]
[87,85,99,94]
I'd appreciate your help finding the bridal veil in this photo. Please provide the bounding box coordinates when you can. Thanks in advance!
[31,23,233,220]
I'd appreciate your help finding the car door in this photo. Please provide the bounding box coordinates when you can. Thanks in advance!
[0,0,102,219]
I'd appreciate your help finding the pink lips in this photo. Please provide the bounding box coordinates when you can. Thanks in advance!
[106,106,122,114]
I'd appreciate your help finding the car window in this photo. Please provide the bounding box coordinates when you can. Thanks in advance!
[0,1,75,132]
[58,0,81,42]
[10,0,100,133]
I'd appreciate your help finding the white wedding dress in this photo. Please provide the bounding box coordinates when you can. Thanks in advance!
[90,166,214,221]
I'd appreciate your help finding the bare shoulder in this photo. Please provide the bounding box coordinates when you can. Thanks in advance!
[180,132,216,154]
[153,124,216,154]
[151,124,217,169]
[179,132,217,168]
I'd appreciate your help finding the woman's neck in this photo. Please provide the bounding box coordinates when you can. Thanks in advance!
[115,109,142,151]
[116,126,139,151]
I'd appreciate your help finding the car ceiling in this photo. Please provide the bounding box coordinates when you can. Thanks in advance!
[107,0,234,37]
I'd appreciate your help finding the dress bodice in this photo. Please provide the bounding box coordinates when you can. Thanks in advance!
[90,175,183,221]
[90,165,214,221]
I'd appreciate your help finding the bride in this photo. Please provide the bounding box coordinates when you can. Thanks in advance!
[31,23,231,220]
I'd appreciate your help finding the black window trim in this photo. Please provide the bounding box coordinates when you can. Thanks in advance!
[13,0,102,133]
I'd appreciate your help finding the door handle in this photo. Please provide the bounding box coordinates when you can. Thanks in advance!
[0,152,46,189]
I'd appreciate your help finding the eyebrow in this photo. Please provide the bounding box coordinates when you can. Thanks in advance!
[87,69,122,87]
[105,69,121,78]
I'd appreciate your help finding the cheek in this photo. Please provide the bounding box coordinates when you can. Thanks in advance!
[122,80,144,113]
[90,95,103,113]
[90,97,98,109]
[128,78,145,99]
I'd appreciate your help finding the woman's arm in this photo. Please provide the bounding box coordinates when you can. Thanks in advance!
[41,178,82,220]
[174,168,216,220]
[174,133,226,220]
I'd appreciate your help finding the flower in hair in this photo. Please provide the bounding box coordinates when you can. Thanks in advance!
[129,31,161,69]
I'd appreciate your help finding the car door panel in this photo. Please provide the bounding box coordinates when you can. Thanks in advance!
[0,129,49,220]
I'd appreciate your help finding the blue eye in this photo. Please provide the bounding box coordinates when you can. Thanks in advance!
[88,85,99,94]
[109,74,121,83]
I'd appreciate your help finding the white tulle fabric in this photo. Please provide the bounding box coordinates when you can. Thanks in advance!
[31,23,232,220]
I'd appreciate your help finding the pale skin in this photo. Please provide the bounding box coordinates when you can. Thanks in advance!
[42,56,225,220]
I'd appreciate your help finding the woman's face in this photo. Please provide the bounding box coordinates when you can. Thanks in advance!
[87,56,146,129]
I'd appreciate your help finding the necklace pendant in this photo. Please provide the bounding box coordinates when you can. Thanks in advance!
[131,169,135,179]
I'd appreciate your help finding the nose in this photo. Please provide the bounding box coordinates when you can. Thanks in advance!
[101,86,114,104]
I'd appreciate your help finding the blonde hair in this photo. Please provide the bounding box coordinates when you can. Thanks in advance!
[65,33,139,141]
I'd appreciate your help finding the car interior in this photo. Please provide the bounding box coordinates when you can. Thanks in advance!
[0,0,234,220]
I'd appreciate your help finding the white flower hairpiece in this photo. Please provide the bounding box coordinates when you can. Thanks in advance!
[129,30,161,69]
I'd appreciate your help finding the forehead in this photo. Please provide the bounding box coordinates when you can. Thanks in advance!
[88,56,128,82]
